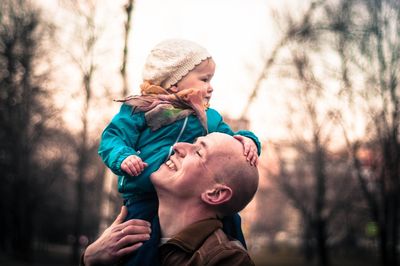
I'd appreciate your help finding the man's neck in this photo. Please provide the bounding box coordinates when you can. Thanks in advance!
[158,197,215,238]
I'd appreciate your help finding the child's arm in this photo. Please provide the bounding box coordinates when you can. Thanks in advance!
[99,104,147,176]
[207,109,261,165]
[233,135,258,166]
[120,155,148,176]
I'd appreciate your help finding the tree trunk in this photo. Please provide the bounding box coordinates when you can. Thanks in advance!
[72,73,91,263]
[302,218,314,262]
[314,137,329,266]
[315,219,328,266]
[121,0,134,96]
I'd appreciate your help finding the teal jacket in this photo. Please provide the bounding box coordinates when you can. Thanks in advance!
[99,104,261,199]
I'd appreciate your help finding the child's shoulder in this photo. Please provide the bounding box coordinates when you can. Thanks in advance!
[206,107,224,122]
[119,104,144,115]
[206,107,222,116]
[114,104,146,122]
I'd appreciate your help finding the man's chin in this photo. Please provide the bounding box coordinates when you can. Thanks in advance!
[151,164,173,183]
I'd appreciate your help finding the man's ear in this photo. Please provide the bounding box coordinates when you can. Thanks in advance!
[169,86,179,93]
[201,184,232,205]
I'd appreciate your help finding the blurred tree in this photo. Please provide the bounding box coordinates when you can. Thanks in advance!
[250,179,291,248]
[58,0,107,262]
[251,0,399,265]
[120,0,135,96]
[332,1,400,265]
[98,0,137,234]
[266,48,361,266]
[0,0,69,261]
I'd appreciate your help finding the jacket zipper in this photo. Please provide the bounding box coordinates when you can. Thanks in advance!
[120,176,125,192]
[121,117,189,192]
[167,116,188,159]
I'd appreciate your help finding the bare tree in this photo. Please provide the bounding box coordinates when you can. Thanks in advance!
[251,0,399,265]
[287,1,400,265]
[98,0,137,235]
[120,0,135,96]
[0,0,67,261]
[59,0,107,262]
[240,0,326,119]
[331,1,400,265]
[267,46,361,266]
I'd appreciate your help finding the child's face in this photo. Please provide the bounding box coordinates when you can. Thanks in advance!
[170,58,215,104]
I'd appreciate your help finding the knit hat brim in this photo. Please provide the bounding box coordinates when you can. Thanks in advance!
[142,39,212,89]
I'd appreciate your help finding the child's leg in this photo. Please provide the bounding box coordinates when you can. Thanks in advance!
[122,197,161,266]
[222,213,247,249]
[123,196,158,221]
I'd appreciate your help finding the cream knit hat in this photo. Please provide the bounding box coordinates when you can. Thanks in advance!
[142,39,211,89]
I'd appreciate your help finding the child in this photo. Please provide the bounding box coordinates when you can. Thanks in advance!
[98,39,261,265]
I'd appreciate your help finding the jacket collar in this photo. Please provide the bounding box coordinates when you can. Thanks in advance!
[163,218,222,252]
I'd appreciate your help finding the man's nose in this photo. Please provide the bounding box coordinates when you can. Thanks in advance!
[173,142,193,157]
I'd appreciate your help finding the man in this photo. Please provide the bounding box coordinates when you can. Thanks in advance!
[83,132,259,265]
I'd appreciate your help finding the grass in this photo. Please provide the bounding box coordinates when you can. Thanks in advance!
[0,244,75,266]
[251,247,380,266]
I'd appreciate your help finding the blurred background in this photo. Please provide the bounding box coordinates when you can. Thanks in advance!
[1,0,399,265]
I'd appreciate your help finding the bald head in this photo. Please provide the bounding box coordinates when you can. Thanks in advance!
[207,133,259,216]
[151,132,259,217]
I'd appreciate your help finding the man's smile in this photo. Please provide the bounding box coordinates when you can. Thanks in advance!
[165,155,179,171]
[165,159,177,171]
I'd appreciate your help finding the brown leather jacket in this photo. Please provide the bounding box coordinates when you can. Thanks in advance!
[159,218,255,266]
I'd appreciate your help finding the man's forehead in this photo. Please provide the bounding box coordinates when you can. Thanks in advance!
[194,135,215,147]
[196,133,240,151]
[194,137,208,147]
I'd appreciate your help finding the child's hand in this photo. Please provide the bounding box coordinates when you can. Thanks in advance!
[234,135,259,166]
[121,155,148,176]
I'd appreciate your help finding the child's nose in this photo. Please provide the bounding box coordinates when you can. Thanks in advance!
[202,84,212,92]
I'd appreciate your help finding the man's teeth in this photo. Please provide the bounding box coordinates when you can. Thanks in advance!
[166,160,177,170]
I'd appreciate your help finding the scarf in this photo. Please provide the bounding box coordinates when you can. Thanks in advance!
[115,81,209,133]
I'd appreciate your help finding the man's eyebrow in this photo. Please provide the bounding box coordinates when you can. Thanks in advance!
[194,138,208,149]
[199,139,208,149]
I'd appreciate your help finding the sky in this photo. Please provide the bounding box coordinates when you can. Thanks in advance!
[37,0,308,142]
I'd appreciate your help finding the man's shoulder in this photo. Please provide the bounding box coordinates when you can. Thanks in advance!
[198,228,246,254]
[197,229,255,266]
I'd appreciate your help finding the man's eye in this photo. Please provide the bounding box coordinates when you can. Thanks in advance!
[196,150,202,157]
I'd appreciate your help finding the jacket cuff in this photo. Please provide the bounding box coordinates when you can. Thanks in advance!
[111,148,139,175]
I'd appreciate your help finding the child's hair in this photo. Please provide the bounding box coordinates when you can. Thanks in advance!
[142,39,211,89]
